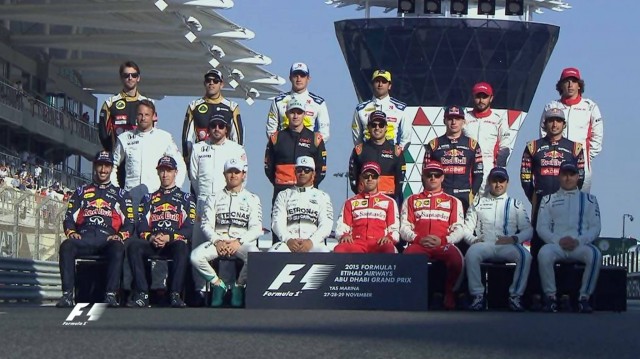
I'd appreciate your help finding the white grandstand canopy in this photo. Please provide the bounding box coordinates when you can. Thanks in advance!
[0,0,286,101]
[324,0,572,18]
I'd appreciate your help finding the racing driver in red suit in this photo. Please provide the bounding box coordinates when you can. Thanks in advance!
[334,162,399,253]
[401,161,465,310]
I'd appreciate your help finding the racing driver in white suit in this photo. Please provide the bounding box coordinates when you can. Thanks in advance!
[269,156,333,253]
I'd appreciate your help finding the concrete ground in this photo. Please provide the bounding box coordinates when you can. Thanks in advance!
[1,301,638,359]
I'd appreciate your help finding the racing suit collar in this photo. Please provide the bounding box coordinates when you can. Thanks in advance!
[294,185,313,192]
[472,108,492,118]
[360,191,380,198]
[487,192,508,201]
[373,94,390,103]
[203,94,224,103]
[208,137,227,146]
[422,189,444,196]
[557,187,580,195]
[223,187,243,195]
[93,182,112,189]
[561,95,582,106]
[291,89,309,96]
[161,186,178,194]
[135,127,155,135]
[120,89,140,99]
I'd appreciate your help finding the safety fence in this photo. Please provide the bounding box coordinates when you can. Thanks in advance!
[0,78,100,146]
[0,186,66,261]
[0,257,61,303]
[603,251,640,299]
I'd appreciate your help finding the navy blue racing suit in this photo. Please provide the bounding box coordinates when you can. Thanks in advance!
[59,182,134,293]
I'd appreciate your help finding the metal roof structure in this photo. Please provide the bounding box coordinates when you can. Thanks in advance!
[324,0,572,17]
[0,0,285,102]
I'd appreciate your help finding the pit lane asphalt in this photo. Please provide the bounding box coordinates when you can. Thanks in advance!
[1,302,639,359]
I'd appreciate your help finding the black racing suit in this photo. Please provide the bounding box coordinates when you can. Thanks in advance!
[128,186,195,294]
[423,134,484,212]
[59,182,134,293]
[264,127,327,203]
[349,139,406,204]
[181,96,244,169]
[98,91,149,186]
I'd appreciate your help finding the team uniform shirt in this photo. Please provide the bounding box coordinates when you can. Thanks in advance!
[520,136,585,202]
[464,109,514,193]
[348,140,405,199]
[189,139,247,201]
[423,134,483,209]
[137,186,196,242]
[271,186,333,246]
[335,192,400,243]
[181,96,244,164]
[540,97,603,192]
[98,91,150,151]
[200,188,263,246]
[111,128,186,192]
[352,95,410,148]
[400,190,465,244]
[264,128,326,191]
[63,182,134,240]
[266,90,330,142]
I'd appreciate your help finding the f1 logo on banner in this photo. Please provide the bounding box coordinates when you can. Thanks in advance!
[267,264,335,293]
[247,253,428,311]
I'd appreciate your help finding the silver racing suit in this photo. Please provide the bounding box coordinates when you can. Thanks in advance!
[190,188,262,286]
[269,186,333,252]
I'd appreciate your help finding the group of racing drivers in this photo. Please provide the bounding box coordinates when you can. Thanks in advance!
[57,60,603,312]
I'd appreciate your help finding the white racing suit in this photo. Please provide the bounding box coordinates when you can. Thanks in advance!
[266,90,330,142]
[269,186,333,253]
[540,97,603,192]
[464,109,515,195]
[112,127,186,203]
[189,138,247,290]
[352,95,410,148]
[190,188,262,286]
[456,193,533,297]
[536,188,602,299]
[111,127,186,290]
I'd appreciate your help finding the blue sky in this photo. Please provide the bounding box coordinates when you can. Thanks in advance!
[99,1,640,239]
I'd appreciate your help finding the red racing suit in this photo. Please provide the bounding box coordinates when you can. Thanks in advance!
[400,190,465,306]
[334,192,399,253]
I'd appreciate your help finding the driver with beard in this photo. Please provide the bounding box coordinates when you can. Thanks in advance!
[56,151,134,308]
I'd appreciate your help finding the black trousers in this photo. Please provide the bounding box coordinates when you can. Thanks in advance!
[58,232,125,293]
[127,238,188,293]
